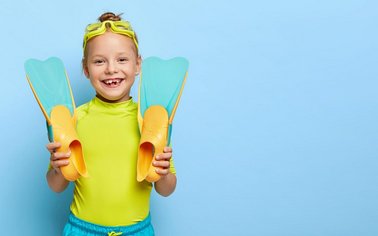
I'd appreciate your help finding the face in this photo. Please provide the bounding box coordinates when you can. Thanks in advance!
[83,31,141,103]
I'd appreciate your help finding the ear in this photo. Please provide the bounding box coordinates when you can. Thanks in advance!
[135,55,142,75]
[82,59,90,78]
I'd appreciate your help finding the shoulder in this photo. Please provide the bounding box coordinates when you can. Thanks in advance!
[75,100,92,121]
[130,100,138,111]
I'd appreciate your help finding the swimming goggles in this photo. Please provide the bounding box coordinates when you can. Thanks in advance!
[83,20,139,52]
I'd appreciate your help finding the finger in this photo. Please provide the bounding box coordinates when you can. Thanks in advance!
[46,142,61,152]
[50,151,71,161]
[163,146,172,153]
[155,167,170,175]
[51,159,70,169]
[152,160,170,168]
[155,153,172,161]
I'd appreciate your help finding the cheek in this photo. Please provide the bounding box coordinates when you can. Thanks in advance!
[87,67,102,77]
[88,77,98,86]
[121,65,137,76]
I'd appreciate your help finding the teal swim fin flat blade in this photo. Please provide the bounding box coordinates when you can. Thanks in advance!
[139,57,189,122]
[137,56,189,182]
[24,57,75,121]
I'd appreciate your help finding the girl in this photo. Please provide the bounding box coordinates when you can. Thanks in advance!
[46,12,177,236]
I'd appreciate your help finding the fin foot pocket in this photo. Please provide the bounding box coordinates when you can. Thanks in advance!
[137,106,168,182]
[51,106,88,181]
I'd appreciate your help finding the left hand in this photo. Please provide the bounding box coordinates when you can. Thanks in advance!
[153,146,172,177]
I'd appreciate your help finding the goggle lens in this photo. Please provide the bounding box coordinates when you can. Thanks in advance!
[83,21,138,51]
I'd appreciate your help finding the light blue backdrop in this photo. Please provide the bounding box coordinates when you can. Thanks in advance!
[0,0,377,235]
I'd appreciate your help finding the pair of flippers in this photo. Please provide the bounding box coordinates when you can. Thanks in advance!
[25,56,188,182]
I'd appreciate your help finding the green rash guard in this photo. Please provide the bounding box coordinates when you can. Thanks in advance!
[69,97,175,226]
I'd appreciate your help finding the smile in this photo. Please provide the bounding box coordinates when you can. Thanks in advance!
[102,78,124,87]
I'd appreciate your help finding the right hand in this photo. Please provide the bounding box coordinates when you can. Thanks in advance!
[46,142,71,174]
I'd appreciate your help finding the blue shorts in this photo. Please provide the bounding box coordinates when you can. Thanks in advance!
[63,212,154,236]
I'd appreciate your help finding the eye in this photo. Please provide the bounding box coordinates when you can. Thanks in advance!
[118,57,129,63]
[93,59,105,65]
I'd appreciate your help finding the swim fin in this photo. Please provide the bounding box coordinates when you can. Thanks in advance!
[25,57,87,181]
[137,57,189,182]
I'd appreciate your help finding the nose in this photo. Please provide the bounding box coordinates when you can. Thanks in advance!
[105,61,119,74]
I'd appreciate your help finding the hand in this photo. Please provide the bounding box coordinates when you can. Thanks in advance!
[153,146,172,178]
[46,142,70,174]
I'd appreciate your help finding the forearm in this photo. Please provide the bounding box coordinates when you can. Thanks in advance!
[154,172,177,197]
[46,168,69,193]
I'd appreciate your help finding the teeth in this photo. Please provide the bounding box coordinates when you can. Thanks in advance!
[104,79,121,85]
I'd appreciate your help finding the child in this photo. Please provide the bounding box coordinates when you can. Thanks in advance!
[46,12,177,235]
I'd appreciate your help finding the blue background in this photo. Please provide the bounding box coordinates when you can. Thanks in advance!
[1,0,377,235]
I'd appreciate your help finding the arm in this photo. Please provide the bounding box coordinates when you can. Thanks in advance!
[46,142,70,192]
[153,147,177,197]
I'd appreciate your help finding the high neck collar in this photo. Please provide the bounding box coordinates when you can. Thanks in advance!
[90,96,137,114]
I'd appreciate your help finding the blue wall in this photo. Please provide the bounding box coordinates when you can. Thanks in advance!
[1,0,377,235]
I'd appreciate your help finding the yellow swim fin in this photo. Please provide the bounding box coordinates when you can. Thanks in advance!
[137,57,189,182]
[25,57,88,181]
